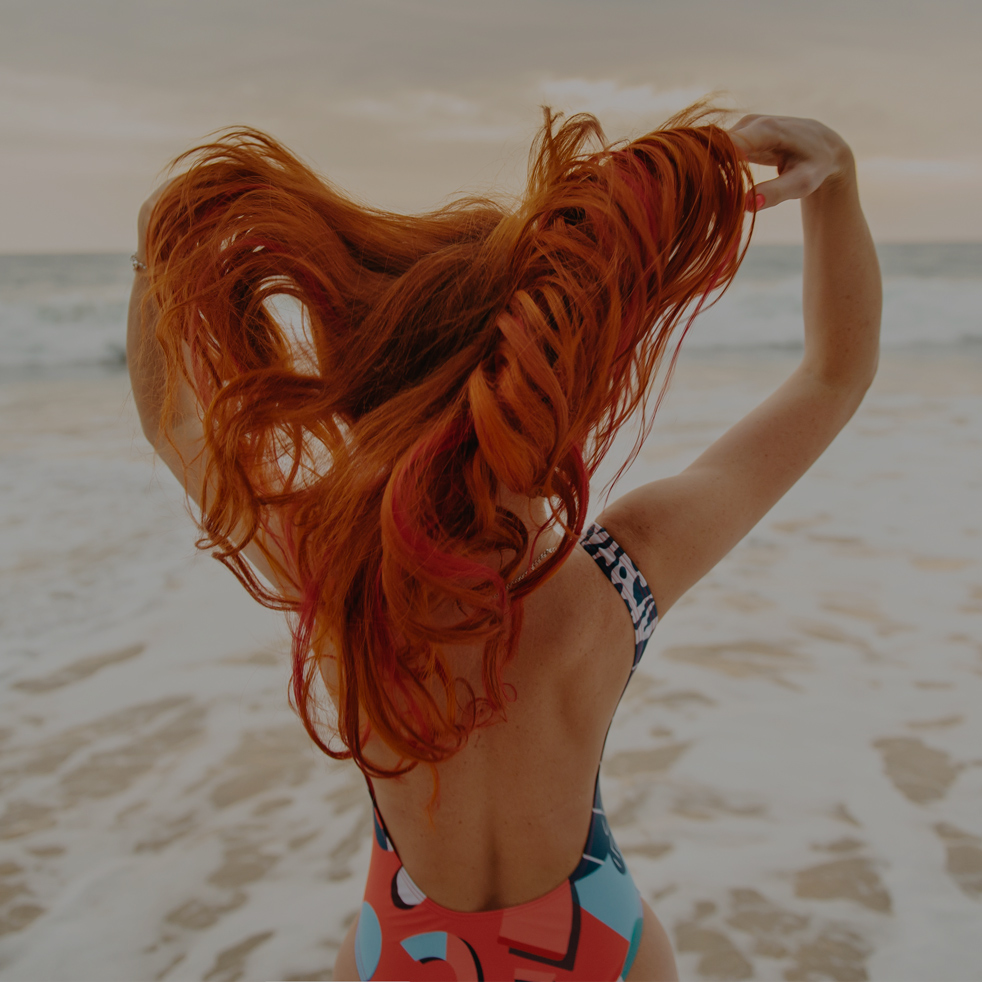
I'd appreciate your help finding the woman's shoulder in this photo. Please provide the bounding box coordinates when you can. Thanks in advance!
[518,533,640,709]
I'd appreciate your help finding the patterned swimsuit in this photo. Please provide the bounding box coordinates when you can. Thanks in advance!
[354,523,658,981]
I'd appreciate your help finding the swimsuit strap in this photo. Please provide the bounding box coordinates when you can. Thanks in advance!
[579,521,658,672]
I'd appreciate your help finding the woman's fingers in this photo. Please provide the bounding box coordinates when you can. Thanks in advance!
[729,115,852,210]
[727,116,783,165]
[728,113,762,134]
[753,162,827,210]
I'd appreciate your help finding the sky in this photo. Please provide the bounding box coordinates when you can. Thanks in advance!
[1,0,980,252]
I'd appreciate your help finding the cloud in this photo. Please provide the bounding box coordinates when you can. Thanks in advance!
[340,91,479,122]
[416,123,526,144]
[0,68,184,143]
[336,90,522,143]
[536,79,707,119]
[335,79,710,145]
[860,157,980,181]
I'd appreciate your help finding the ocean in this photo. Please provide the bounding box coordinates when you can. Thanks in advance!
[1,244,980,380]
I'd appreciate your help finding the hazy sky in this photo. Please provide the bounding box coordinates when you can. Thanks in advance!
[2,0,980,251]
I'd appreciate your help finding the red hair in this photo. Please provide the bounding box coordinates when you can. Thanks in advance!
[145,106,751,778]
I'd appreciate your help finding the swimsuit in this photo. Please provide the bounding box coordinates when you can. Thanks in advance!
[355,522,658,981]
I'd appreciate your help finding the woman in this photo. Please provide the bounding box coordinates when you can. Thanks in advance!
[127,108,880,981]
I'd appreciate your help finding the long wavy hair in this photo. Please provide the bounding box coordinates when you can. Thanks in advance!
[144,105,751,779]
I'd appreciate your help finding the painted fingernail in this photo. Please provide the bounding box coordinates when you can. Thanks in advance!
[755,193,766,210]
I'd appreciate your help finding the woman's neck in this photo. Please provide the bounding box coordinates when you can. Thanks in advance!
[494,485,561,575]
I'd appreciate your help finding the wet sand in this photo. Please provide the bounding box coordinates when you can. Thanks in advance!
[1,348,980,981]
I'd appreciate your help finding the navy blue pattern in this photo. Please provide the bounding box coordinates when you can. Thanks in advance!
[570,773,627,882]
[579,521,658,671]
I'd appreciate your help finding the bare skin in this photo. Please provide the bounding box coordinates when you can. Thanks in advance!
[129,114,880,982]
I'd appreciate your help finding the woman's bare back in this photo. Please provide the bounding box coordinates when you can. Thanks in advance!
[367,536,636,911]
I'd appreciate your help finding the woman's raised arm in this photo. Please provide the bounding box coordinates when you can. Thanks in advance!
[600,115,882,615]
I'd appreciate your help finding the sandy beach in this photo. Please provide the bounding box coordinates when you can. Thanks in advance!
[0,347,980,981]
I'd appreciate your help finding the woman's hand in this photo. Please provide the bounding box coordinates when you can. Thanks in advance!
[728,115,854,209]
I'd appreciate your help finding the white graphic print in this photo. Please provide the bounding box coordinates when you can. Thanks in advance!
[580,524,658,665]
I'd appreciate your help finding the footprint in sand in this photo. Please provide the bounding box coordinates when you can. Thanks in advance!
[934,822,982,899]
[675,900,754,981]
[0,861,45,938]
[771,514,831,534]
[793,856,892,913]
[906,714,964,731]
[603,741,691,779]
[207,725,316,809]
[872,736,964,804]
[726,888,809,959]
[785,923,873,982]
[648,689,716,710]
[958,584,982,614]
[662,641,806,689]
[0,801,57,841]
[672,787,767,822]
[673,889,874,982]
[165,834,291,933]
[813,835,865,855]
[911,555,975,572]
[202,930,275,982]
[11,643,145,693]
